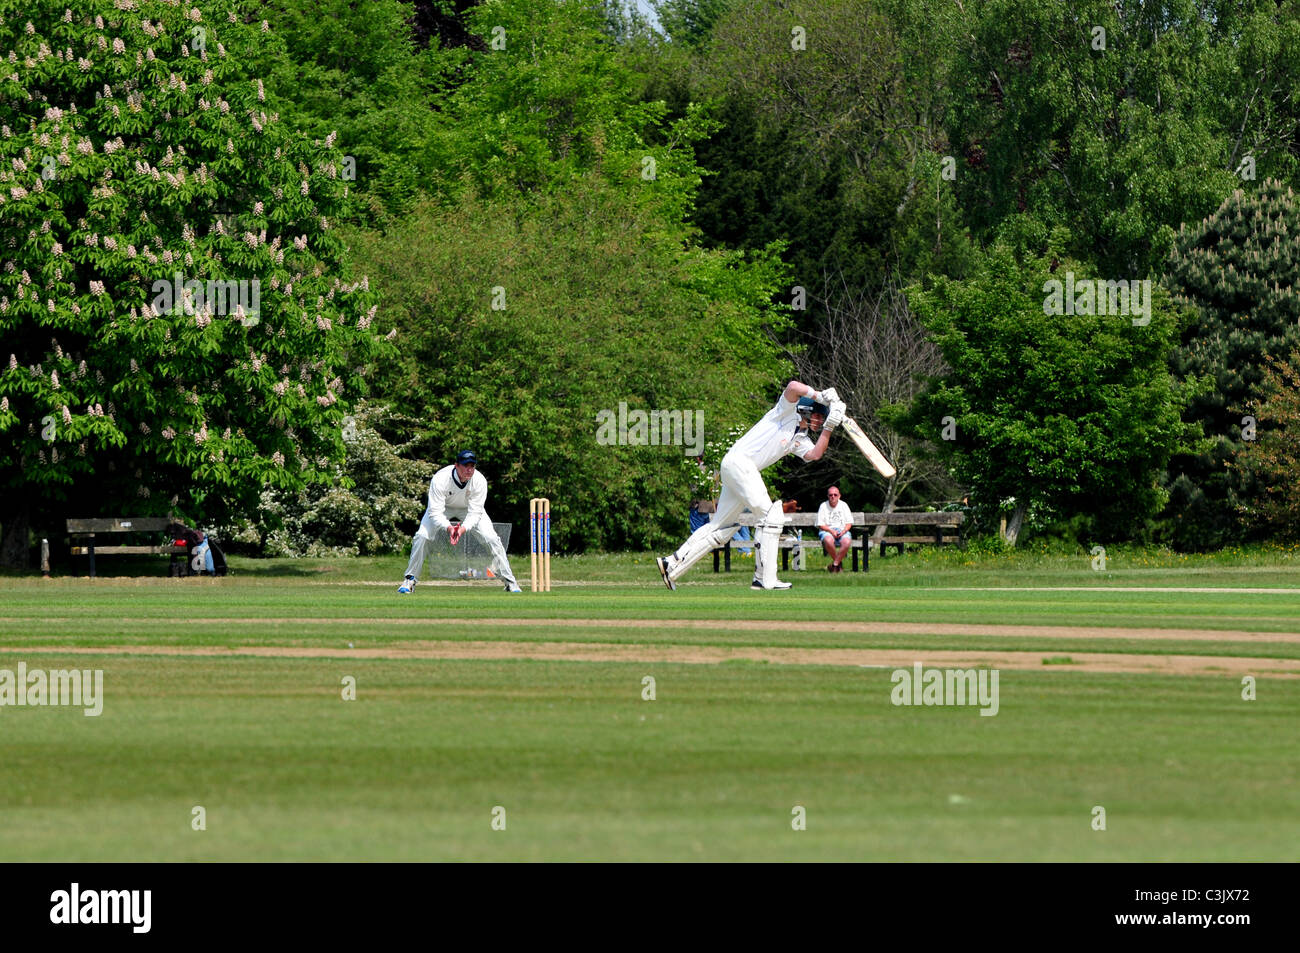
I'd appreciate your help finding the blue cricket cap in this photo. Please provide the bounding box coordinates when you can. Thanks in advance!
[456,450,478,466]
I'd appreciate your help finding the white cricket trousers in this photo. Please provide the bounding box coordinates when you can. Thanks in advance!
[405,511,518,586]
[669,451,778,580]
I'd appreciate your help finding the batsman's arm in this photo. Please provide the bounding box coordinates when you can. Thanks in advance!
[783,380,833,405]
[802,426,832,462]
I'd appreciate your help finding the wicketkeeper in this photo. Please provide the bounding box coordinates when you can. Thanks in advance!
[399,450,521,594]
[658,381,846,591]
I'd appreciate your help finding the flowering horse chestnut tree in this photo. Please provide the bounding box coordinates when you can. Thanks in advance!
[0,1,392,565]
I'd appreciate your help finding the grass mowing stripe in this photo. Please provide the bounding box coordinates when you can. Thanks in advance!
[5,589,1300,627]
[4,642,1298,677]
[3,554,1297,860]
[0,656,1295,861]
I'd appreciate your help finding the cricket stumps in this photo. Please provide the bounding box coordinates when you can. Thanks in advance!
[530,498,551,592]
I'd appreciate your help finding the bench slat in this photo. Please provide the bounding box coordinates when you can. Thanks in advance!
[67,517,173,533]
[860,513,963,526]
[70,545,188,555]
[779,537,864,546]
[736,511,963,527]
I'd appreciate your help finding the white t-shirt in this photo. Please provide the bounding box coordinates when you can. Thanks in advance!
[728,395,816,471]
[424,465,488,532]
[817,500,853,533]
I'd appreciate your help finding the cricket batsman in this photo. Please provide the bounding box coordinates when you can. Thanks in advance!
[657,381,846,591]
[398,450,522,594]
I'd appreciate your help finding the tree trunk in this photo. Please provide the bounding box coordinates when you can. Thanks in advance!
[1003,500,1029,547]
[872,479,899,547]
[0,502,31,569]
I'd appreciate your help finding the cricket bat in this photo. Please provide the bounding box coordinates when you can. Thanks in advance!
[842,417,896,479]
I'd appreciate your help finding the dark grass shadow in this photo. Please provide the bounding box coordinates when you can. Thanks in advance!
[21,555,329,579]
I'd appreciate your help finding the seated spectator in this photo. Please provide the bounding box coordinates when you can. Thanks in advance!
[816,486,853,572]
[193,529,215,574]
[732,523,753,556]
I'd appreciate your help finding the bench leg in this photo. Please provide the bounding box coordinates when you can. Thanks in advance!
[725,543,731,572]
[87,541,96,578]
[713,549,720,573]
[852,547,858,572]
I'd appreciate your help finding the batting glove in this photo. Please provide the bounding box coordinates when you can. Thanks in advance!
[825,400,847,430]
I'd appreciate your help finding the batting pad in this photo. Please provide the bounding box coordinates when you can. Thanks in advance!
[420,522,513,579]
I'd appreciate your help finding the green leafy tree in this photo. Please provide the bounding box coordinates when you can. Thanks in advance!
[946,0,1300,278]
[326,0,792,551]
[1235,350,1300,538]
[1162,179,1300,548]
[690,0,976,293]
[428,0,704,215]
[892,245,1190,544]
[234,0,462,225]
[347,173,791,551]
[219,400,434,556]
[0,0,391,566]
[652,0,735,47]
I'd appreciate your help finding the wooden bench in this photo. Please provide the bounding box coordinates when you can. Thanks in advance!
[873,512,967,557]
[711,511,964,573]
[67,518,189,577]
[712,512,870,572]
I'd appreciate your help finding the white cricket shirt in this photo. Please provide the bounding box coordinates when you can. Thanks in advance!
[728,395,816,470]
[425,465,489,532]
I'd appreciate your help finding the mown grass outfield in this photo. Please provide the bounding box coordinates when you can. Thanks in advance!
[2,544,1299,861]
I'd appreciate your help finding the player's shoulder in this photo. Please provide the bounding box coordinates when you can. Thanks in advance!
[774,393,800,416]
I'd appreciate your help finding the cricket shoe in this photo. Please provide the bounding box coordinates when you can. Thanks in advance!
[397,575,416,594]
[504,581,522,593]
[751,579,793,590]
[657,556,677,591]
